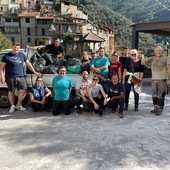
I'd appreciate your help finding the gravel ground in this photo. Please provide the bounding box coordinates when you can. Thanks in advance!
[0,86,170,170]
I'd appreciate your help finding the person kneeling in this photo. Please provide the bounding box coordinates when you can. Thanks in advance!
[106,74,125,118]
[88,75,107,117]
[29,77,52,112]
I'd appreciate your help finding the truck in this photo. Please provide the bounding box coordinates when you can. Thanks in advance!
[0,47,82,108]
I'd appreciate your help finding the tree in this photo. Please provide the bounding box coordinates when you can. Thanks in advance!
[0,33,12,50]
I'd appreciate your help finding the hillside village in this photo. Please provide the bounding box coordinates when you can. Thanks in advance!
[0,0,115,58]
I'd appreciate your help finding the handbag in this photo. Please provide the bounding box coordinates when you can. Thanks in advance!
[131,75,141,85]
[130,59,141,85]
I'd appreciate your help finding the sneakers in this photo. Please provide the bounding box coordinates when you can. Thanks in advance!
[16,104,26,111]
[9,105,15,113]
[134,106,139,112]
[98,110,103,117]
[77,108,82,114]
[118,111,124,118]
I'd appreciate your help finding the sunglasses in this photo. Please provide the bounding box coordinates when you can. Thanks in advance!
[93,79,98,81]
[131,54,137,56]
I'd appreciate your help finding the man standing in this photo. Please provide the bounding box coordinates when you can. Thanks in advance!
[75,71,92,113]
[0,42,40,113]
[90,47,110,80]
[144,46,170,115]
[119,47,130,79]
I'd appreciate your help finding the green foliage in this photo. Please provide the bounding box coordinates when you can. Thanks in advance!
[95,0,170,22]
[0,33,12,50]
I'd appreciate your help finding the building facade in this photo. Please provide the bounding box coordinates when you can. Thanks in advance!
[0,0,114,57]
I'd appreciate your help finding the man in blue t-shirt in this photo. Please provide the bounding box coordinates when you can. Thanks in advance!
[91,47,110,79]
[0,42,40,113]
[52,66,73,116]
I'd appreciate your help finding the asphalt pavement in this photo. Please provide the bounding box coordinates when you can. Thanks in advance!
[0,86,170,170]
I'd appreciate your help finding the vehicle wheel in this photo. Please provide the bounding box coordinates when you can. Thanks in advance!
[0,90,10,108]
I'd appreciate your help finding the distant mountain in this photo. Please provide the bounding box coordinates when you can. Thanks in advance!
[95,0,170,23]
[70,0,156,55]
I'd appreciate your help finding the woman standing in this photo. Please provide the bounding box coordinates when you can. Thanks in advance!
[109,52,122,80]
[52,66,73,115]
[29,77,52,112]
[122,49,144,111]
[88,74,107,117]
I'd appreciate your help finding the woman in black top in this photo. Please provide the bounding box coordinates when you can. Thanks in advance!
[122,49,144,111]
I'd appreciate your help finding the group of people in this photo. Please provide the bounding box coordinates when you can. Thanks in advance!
[0,39,170,118]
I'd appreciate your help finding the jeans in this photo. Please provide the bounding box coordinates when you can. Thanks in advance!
[125,82,139,106]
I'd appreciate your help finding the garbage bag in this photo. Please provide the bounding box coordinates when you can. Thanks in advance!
[43,65,58,74]
[66,65,81,74]
[41,53,54,65]
[57,58,66,67]
[65,58,81,67]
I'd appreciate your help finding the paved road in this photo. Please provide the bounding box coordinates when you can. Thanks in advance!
[0,86,170,170]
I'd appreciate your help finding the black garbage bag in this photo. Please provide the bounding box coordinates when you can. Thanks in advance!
[43,65,58,74]
[33,58,46,73]
[65,58,81,67]
[57,58,67,67]
[30,52,41,65]
[41,53,54,65]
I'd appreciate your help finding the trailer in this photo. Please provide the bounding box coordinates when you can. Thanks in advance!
[0,47,82,108]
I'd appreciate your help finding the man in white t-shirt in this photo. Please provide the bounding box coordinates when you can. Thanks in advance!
[75,71,92,113]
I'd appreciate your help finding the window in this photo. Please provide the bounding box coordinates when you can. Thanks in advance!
[5,18,11,22]
[27,37,31,43]
[6,27,18,33]
[42,28,45,36]
[27,27,30,36]
[11,37,15,42]
[13,18,18,22]
[25,18,30,23]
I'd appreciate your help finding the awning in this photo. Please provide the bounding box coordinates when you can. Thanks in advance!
[80,31,105,42]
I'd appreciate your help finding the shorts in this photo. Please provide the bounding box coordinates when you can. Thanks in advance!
[6,77,27,92]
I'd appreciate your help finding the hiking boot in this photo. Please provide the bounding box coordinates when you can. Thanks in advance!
[155,108,163,116]
[155,110,161,116]
[151,106,157,113]
[118,111,124,118]
[150,108,157,113]
[16,104,26,111]
[9,105,15,113]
